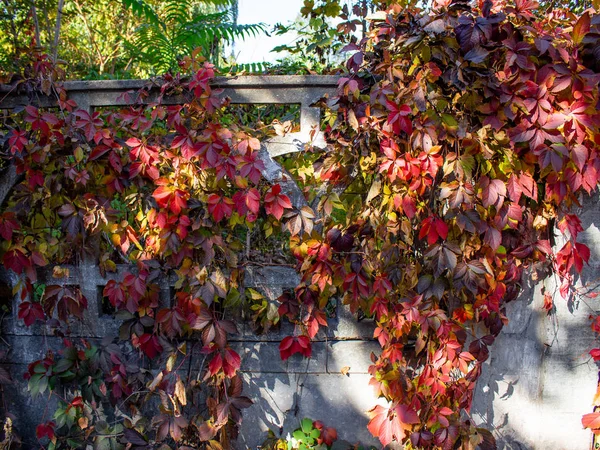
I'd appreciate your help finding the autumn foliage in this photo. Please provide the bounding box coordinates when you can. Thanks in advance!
[0,52,292,448]
[281,0,600,448]
[2,0,600,448]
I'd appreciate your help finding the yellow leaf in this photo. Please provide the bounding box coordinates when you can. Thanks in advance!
[52,266,70,279]
[208,440,224,450]
[175,376,187,406]
[74,146,84,163]
[348,109,359,131]
[147,371,163,391]
[593,385,600,406]
[78,417,88,429]
[247,288,264,300]
[366,178,382,204]
[340,366,351,376]
[166,353,177,372]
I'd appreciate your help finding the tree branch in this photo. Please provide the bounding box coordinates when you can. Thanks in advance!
[52,0,64,61]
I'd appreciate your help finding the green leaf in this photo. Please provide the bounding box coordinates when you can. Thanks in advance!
[441,113,458,128]
[300,418,313,434]
[293,430,305,441]
[122,0,162,28]
[53,358,73,373]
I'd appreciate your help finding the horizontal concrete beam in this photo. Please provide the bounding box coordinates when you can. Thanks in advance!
[1,75,339,93]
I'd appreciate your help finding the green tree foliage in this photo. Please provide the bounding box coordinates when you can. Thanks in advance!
[0,0,263,80]
[0,0,139,79]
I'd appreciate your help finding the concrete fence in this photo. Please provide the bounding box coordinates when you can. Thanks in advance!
[0,76,599,449]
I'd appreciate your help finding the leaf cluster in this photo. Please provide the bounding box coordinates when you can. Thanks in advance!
[279,1,600,448]
[0,52,294,448]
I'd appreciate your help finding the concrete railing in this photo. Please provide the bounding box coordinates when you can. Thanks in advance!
[1,75,339,157]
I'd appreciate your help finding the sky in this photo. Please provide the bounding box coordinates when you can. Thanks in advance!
[233,0,305,64]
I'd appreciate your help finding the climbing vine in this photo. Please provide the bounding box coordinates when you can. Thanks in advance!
[279,1,600,448]
[3,1,600,449]
[0,50,293,448]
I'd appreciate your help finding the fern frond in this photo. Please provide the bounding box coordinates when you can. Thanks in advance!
[183,21,265,45]
[163,0,192,26]
[133,24,176,72]
[188,10,231,26]
[201,0,237,9]
[226,61,269,74]
[122,0,162,28]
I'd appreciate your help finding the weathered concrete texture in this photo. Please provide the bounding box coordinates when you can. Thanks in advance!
[0,76,338,157]
[472,194,600,450]
[0,165,18,208]
[233,266,381,447]
[2,364,58,449]
[0,260,381,446]
[237,372,380,449]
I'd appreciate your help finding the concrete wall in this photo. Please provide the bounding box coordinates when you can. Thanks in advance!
[0,262,382,448]
[2,77,600,449]
[472,194,600,450]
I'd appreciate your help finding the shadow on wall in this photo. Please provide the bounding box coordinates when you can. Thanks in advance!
[237,368,382,449]
[472,193,600,450]
[233,310,382,449]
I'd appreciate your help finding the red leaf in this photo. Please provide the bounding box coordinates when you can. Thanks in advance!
[207,194,234,222]
[506,175,522,203]
[589,348,600,361]
[314,421,338,446]
[279,335,312,360]
[385,101,413,135]
[520,172,537,201]
[208,353,223,376]
[2,248,31,274]
[590,314,600,334]
[279,336,294,360]
[36,421,55,440]
[571,144,589,172]
[153,182,188,215]
[104,280,126,309]
[233,188,260,218]
[368,404,419,446]
[582,412,600,430]
[479,177,506,209]
[18,302,45,326]
[239,154,265,185]
[418,216,448,245]
[558,214,583,240]
[265,184,292,220]
[574,242,591,273]
[543,292,554,312]
[401,196,416,219]
[223,348,241,377]
[484,226,502,251]
[0,213,19,241]
[573,12,590,45]
[8,129,27,154]
[138,333,163,359]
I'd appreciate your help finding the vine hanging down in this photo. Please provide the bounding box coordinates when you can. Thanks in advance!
[279,1,600,448]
